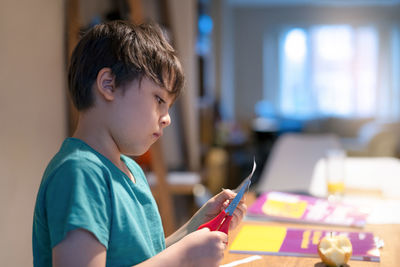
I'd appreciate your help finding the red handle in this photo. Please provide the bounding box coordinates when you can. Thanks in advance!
[197,210,232,234]
[218,215,232,234]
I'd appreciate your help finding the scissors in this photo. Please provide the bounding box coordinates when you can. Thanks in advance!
[197,159,256,234]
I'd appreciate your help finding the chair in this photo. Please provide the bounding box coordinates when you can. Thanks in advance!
[255,133,342,195]
[146,141,202,235]
[343,121,400,157]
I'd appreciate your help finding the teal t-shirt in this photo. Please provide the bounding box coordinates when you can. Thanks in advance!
[33,138,165,266]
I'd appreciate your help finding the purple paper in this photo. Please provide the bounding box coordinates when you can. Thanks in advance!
[248,191,369,227]
[279,229,379,261]
[230,225,380,262]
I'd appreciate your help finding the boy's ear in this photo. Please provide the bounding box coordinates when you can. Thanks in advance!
[96,67,116,101]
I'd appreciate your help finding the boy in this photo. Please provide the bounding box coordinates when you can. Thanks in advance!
[32,20,246,267]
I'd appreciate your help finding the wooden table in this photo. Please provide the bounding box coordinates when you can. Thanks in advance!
[221,193,400,267]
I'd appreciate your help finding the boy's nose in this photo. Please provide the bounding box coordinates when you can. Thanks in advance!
[160,113,171,127]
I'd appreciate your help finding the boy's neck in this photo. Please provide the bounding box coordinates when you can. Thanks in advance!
[73,113,122,169]
[72,108,136,183]
[73,129,136,183]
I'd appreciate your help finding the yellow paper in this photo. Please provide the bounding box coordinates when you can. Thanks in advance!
[262,199,307,219]
[229,225,287,252]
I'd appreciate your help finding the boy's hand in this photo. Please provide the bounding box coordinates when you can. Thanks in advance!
[165,189,246,249]
[200,189,247,231]
[179,228,227,267]
[163,189,247,265]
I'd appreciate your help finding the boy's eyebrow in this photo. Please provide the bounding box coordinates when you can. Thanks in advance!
[165,92,176,108]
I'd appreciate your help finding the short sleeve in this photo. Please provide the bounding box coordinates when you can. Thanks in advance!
[45,160,111,249]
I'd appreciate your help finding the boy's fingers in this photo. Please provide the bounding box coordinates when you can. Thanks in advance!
[214,189,236,203]
[230,202,247,229]
[220,190,248,211]
[200,227,228,242]
[214,231,228,243]
[234,204,245,218]
[198,227,211,233]
[232,207,244,224]
[222,199,230,209]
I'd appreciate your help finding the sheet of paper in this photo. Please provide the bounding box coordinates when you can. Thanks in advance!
[234,159,256,193]
[229,224,380,262]
[220,255,262,267]
[247,191,369,227]
[342,195,400,224]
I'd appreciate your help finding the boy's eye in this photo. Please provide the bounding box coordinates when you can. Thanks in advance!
[155,95,165,105]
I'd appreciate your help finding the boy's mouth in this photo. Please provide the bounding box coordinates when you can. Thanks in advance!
[153,132,162,138]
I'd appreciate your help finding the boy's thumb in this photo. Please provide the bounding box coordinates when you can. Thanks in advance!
[215,189,236,202]
[197,227,210,233]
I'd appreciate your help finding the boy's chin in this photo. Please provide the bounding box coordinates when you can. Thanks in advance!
[122,140,157,157]
[136,145,153,157]
[121,147,149,157]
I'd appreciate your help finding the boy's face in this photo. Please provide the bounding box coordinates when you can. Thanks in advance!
[108,77,173,156]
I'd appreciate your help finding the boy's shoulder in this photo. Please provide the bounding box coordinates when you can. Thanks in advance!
[43,138,144,184]
[43,138,108,182]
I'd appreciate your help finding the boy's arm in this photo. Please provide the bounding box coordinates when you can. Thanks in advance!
[165,189,247,247]
[53,228,227,267]
[52,229,106,267]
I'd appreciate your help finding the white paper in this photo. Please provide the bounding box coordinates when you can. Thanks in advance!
[220,255,262,267]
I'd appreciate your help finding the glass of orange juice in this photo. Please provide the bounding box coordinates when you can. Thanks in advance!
[325,149,346,198]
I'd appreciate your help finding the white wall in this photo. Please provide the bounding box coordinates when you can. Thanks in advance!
[0,0,66,265]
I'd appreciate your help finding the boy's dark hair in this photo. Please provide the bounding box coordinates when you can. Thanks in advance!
[68,20,184,110]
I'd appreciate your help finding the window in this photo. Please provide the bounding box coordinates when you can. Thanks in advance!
[280,25,378,118]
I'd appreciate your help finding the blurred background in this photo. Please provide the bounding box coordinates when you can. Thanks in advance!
[2,0,400,265]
